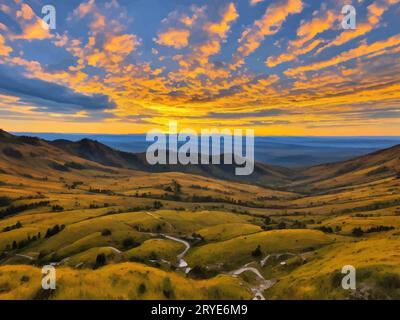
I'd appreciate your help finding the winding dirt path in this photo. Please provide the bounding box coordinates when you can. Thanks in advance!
[15,253,34,261]
[162,234,191,272]
[230,263,275,300]
[260,252,305,267]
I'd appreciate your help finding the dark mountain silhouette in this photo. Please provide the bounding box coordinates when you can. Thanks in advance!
[1,129,399,190]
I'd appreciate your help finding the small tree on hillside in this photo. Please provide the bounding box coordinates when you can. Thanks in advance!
[95,253,106,268]
[251,245,263,258]
[352,227,364,237]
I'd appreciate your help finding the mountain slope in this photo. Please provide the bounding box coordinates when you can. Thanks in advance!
[294,144,400,191]
[0,129,119,179]
[49,137,295,187]
[2,129,400,192]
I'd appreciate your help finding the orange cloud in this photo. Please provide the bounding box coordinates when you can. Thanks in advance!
[86,34,139,69]
[14,19,53,41]
[156,28,190,49]
[104,34,138,56]
[205,3,238,39]
[232,0,303,69]
[10,3,53,41]
[285,35,400,76]
[71,0,96,19]
[266,10,337,67]
[167,3,238,84]
[16,3,36,20]
[0,34,13,56]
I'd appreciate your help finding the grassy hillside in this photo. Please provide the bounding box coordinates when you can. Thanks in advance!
[0,263,252,300]
[0,130,400,300]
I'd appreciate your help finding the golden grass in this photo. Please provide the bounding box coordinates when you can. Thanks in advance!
[265,236,400,299]
[186,229,336,268]
[197,223,262,242]
[0,263,252,300]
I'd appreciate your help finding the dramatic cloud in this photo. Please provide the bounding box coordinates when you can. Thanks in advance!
[0,0,399,135]
[266,8,338,67]
[0,66,115,112]
[285,35,400,76]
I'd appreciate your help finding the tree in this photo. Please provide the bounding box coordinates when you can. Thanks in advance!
[352,227,364,237]
[138,283,146,295]
[101,229,112,236]
[172,180,182,195]
[153,201,163,209]
[278,222,287,229]
[51,205,64,212]
[95,253,106,268]
[251,245,262,258]
[162,277,174,299]
[122,237,139,249]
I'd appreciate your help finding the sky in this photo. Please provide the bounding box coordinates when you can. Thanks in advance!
[0,0,399,135]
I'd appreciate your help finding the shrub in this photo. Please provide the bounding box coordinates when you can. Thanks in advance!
[95,253,106,268]
[101,229,112,236]
[251,245,262,258]
[162,277,174,299]
[2,221,22,232]
[51,205,64,212]
[138,283,146,295]
[378,273,400,290]
[172,180,182,195]
[331,271,342,288]
[0,201,50,218]
[122,237,139,249]
[153,201,163,209]
[188,265,218,279]
[45,224,64,238]
[316,226,334,233]
[352,227,364,237]
[277,222,286,229]
[0,196,12,207]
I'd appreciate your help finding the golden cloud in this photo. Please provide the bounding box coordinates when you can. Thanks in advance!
[232,0,303,69]
[155,28,190,49]
[0,34,13,56]
[285,35,400,76]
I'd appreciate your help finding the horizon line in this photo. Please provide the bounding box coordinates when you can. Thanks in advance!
[9,131,400,138]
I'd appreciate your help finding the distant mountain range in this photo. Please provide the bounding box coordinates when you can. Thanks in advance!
[13,132,400,167]
[1,129,399,193]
